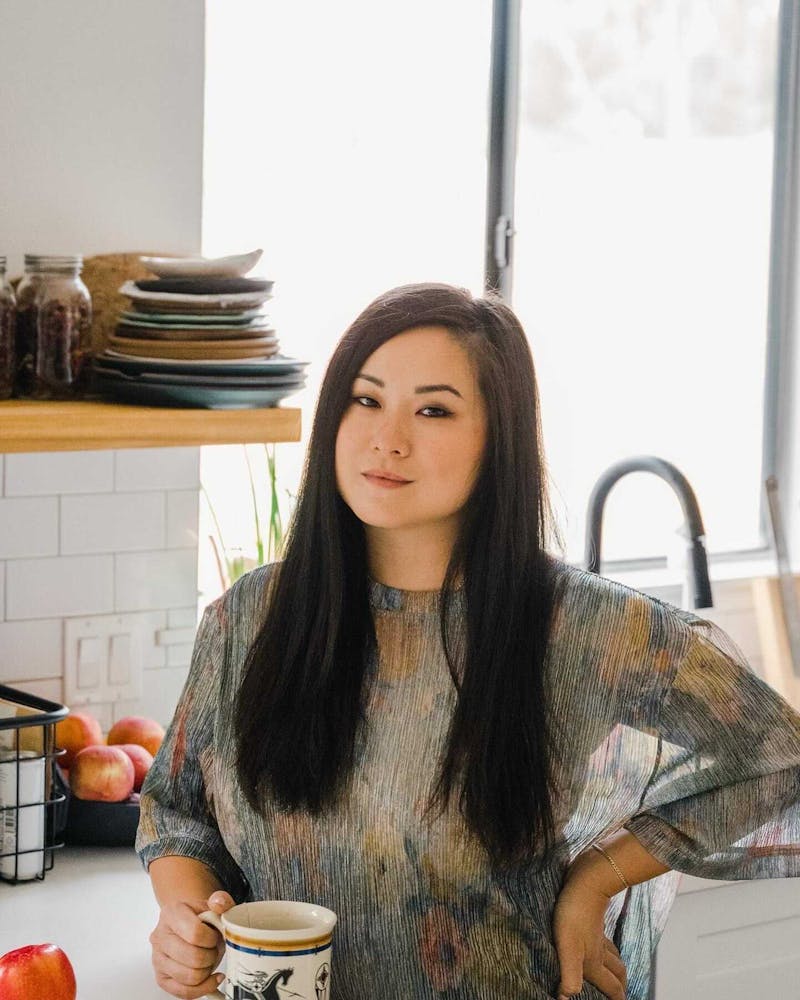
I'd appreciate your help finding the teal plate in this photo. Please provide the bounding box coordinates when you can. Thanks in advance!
[95,351,309,378]
[119,309,265,327]
[93,370,305,409]
[94,364,306,389]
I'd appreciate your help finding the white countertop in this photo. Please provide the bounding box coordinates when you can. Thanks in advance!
[0,846,171,1000]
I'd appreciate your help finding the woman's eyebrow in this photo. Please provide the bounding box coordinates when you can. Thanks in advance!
[355,372,463,399]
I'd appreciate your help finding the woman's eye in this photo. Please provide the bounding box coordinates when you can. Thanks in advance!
[350,396,451,417]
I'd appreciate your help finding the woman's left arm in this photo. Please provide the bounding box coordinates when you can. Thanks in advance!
[553,613,800,998]
[565,826,671,896]
[552,828,671,999]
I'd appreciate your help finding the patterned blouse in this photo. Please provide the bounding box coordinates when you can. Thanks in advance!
[136,559,800,1000]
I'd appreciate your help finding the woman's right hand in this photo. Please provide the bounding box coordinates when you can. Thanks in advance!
[149,889,235,999]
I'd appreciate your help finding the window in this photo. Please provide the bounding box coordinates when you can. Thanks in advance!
[200,0,492,603]
[511,0,782,565]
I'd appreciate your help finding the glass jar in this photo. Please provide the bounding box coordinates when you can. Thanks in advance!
[0,257,15,399]
[14,254,47,397]
[29,255,92,400]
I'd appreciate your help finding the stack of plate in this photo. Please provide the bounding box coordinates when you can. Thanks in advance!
[92,250,309,408]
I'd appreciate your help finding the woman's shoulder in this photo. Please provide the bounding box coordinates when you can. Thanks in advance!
[546,555,697,650]
[203,561,282,640]
[548,554,683,611]
[226,560,282,603]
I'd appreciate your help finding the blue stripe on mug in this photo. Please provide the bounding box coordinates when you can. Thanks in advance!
[227,939,331,957]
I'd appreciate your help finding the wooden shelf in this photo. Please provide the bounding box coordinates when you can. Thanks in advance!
[0,399,301,453]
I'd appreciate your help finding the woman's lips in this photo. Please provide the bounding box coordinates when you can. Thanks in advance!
[362,473,412,489]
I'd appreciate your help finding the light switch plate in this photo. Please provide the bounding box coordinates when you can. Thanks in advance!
[64,614,145,706]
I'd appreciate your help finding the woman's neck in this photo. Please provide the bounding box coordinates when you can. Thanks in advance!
[365,522,459,591]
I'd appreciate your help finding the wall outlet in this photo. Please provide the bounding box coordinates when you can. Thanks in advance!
[64,614,146,706]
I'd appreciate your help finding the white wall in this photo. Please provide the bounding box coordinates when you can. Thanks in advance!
[0,0,206,727]
[0,0,205,276]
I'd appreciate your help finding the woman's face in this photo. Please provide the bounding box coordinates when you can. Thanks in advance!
[335,325,488,535]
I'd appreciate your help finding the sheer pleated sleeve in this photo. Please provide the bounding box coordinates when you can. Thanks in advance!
[624,616,800,880]
[135,599,249,901]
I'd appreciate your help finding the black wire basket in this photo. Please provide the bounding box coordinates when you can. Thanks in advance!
[0,683,69,883]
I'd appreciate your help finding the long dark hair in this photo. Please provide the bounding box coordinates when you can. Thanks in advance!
[235,282,566,869]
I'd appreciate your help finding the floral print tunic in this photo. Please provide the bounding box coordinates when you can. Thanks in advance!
[136,559,800,999]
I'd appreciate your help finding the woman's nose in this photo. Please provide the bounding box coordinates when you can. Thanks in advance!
[371,413,410,455]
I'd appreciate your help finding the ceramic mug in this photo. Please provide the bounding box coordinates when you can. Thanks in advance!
[199,899,337,1000]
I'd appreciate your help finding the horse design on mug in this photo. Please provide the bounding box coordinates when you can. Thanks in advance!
[231,966,301,1000]
[314,962,330,999]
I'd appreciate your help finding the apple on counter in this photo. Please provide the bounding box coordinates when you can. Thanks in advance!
[113,743,154,792]
[70,745,135,802]
[55,710,163,802]
[0,943,77,1000]
[54,711,104,769]
[107,715,165,758]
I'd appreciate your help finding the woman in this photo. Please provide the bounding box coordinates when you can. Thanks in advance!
[137,282,800,1000]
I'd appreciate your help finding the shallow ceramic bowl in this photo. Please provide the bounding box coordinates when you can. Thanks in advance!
[118,281,272,311]
[140,248,263,278]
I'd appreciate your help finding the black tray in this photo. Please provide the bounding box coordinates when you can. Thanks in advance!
[64,794,140,847]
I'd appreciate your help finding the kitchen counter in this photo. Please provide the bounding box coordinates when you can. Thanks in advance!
[0,846,170,999]
[1,844,785,999]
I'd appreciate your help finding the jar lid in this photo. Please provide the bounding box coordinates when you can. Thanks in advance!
[24,254,83,273]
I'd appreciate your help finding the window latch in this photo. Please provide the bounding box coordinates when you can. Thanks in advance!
[493,215,515,270]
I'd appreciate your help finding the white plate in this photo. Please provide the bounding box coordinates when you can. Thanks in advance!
[119,281,271,310]
[139,249,263,278]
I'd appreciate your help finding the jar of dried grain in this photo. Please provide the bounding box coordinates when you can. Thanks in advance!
[0,258,15,399]
[29,255,92,399]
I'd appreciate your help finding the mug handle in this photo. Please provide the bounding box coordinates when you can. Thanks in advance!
[198,909,227,1000]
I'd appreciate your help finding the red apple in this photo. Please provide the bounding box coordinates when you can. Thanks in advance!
[70,745,135,802]
[107,715,165,757]
[54,711,103,768]
[114,743,154,792]
[0,943,76,1000]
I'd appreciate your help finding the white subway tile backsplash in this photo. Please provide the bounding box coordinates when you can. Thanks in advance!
[5,452,113,496]
[166,644,194,668]
[166,490,199,548]
[115,550,197,612]
[76,701,113,732]
[0,498,58,558]
[6,677,63,704]
[0,619,62,682]
[114,665,190,727]
[156,626,196,646]
[61,492,165,555]
[115,448,200,492]
[167,607,199,629]
[0,447,205,725]
[6,555,114,620]
[140,610,169,668]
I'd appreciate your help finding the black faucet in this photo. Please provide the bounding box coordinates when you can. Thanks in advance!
[584,455,713,609]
